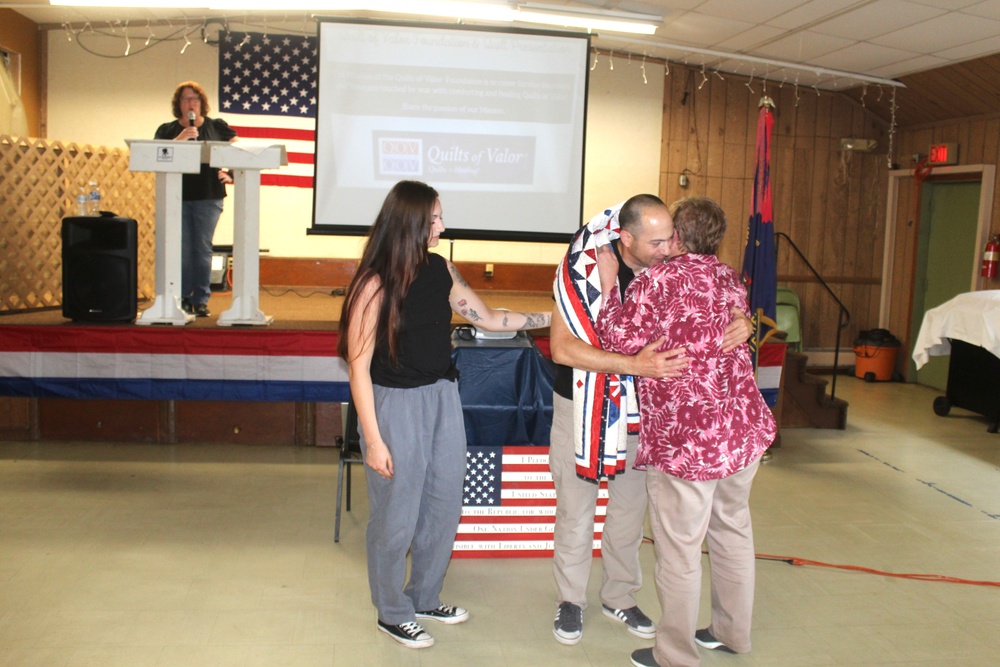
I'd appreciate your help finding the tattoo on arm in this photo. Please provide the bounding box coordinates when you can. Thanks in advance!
[449,263,469,288]
[522,313,549,329]
[456,298,482,322]
[502,313,510,328]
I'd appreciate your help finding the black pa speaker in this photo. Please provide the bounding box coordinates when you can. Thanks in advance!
[61,215,138,322]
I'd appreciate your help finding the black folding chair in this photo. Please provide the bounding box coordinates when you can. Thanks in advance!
[334,400,364,543]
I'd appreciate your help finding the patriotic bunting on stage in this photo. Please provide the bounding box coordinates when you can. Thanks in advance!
[218,31,317,188]
[0,326,349,402]
[455,446,606,558]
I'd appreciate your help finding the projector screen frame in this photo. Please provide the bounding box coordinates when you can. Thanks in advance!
[308,16,590,245]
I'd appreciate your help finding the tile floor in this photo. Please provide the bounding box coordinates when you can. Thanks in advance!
[1,375,998,666]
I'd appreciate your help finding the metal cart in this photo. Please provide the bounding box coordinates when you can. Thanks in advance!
[931,338,1000,433]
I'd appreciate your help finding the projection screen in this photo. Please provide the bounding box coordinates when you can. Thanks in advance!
[312,18,589,242]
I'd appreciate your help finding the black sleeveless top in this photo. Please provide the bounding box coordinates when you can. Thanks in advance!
[370,254,459,388]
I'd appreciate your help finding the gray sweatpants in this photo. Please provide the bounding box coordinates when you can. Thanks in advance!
[360,379,468,625]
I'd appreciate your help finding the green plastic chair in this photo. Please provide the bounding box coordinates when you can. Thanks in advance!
[775,287,802,352]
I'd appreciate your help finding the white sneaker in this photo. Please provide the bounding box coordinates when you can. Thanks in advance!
[416,603,470,625]
[377,620,434,649]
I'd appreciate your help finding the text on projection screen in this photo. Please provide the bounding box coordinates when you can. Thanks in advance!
[313,20,588,241]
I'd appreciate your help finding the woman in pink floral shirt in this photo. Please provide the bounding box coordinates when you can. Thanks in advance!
[595,197,775,667]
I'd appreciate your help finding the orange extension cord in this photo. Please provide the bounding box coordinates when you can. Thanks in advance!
[754,552,1000,588]
[642,542,1000,588]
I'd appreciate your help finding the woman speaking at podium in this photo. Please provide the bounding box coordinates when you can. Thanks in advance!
[337,180,550,649]
[154,80,237,318]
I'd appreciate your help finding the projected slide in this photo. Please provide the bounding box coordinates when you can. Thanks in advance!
[313,20,589,241]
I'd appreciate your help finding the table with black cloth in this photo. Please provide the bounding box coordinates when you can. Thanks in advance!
[451,331,554,447]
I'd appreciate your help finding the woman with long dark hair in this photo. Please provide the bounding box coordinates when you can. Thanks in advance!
[338,180,550,649]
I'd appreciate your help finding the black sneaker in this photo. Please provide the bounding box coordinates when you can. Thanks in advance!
[602,604,655,639]
[630,647,661,667]
[416,603,469,625]
[376,619,434,649]
[552,601,583,645]
[193,303,210,318]
[694,628,736,654]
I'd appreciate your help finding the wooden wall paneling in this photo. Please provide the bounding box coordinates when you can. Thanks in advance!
[665,71,690,177]
[719,177,747,270]
[259,257,357,289]
[792,90,818,151]
[826,94,850,143]
[818,149,844,348]
[894,177,919,348]
[656,64,891,354]
[773,144,796,277]
[706,73,729,200]
[802,92,830,347]
[957,59,1000,110]
[788,147,816,275]
[38,398,163,442]
[986,119,1000,231]
[313,401,343,448]
[858,153,885,329]
[451,262,557,292]
[174,401,297,445]
[966,120,987,164]
[688,72,711,182]
[0,396,33,440]
[808,162,836,346]
[668,71,693,202]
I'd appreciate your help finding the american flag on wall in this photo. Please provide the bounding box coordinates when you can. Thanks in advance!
[218,31,317,188]
[454,446,608,559]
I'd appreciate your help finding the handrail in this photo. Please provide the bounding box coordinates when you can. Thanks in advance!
[774,232,852,400]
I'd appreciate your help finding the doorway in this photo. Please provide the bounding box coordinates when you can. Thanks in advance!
[879,164,996,382]
[909,180,982,390]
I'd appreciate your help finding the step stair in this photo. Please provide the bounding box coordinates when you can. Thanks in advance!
[779,351,848,430]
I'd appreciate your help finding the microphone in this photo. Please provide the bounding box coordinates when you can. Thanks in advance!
[187,111,197,140]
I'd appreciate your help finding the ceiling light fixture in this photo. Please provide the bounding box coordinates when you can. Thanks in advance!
[50,0,661,35]
[515,3,659,35]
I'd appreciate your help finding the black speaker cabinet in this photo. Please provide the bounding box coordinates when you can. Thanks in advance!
[62,216,138,322]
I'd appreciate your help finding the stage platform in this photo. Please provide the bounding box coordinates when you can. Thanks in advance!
[0,289,553,445]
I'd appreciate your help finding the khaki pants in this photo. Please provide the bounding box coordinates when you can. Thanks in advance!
[647,460,760,667]
[549,393,648,610]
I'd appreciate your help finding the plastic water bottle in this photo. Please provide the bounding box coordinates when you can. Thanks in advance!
[87,181,101,216]
[76,187,88,216]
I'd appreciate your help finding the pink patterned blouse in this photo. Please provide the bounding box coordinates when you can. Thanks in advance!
[596,253,776,481]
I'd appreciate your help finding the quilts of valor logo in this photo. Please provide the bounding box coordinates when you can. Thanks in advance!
[378,138,422,176]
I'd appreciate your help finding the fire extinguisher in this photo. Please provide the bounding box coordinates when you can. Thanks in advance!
[982,235,1000,279]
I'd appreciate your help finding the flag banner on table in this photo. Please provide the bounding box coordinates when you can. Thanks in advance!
[218,31,317,188]
[455,446,607,558]
[741,105,779,366]
[0,325,349,402]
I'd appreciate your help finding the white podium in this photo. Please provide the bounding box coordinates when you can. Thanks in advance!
[210,142,288,326]
[127,139,202,325]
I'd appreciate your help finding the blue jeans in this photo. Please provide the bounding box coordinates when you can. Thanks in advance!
[181,199,223,306]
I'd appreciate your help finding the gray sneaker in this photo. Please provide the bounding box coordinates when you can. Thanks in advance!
[602,604,655,639]
[695,628,736,654]
[553,601,583,645]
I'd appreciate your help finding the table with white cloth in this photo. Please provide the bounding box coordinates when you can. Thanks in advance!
[912,290,1000,432]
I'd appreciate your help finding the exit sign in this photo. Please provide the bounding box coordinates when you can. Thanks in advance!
[928,142,958,166]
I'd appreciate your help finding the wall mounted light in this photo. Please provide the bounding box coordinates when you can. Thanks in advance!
[841,138,877,152]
